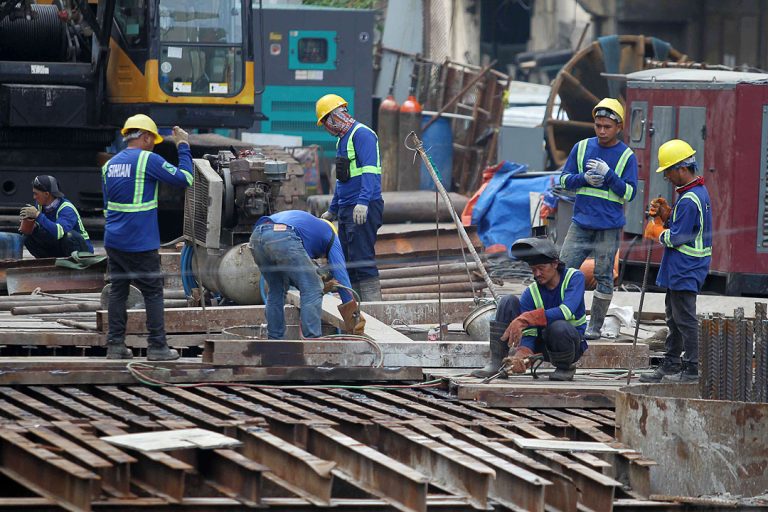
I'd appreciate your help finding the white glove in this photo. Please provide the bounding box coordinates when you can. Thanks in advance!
[584,170,604,187]
[353,204,368,225]
[172,126,189,146]
[19,205,39,220]
[586,158,609,176]
[320,211,336,221]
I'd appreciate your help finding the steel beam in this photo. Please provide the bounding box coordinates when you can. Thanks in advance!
[7,264,106,295]
[196,449,266,507]
[456,382,616,408]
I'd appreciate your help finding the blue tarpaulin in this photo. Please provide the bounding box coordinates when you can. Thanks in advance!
[471,162,552,250]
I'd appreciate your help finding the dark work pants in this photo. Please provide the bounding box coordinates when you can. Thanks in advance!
[663,290,698,365]
[24,228,89,258]
[496,294,583,368]
[338,198,383,284]
[106,247,166,346]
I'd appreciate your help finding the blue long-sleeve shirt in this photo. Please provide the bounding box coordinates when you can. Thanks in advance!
[102,144,193,252]
[656,184,712,292]
[256,210,353,303]
[518,267,588,353]
[34,197,93,252]
[559,137,637,229]
[329,122,382,211]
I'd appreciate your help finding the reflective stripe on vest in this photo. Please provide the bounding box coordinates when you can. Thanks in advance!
[103,151,159,214]
[661,191,712,258]
[526,268,587,331]
[573,139,634,204]
[336,124,381,178]
[55,201,90,241]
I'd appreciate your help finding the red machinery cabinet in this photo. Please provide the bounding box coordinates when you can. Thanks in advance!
[621,69,768,295]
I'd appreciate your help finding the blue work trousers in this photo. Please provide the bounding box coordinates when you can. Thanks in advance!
[559,224,620,296]
[249,224,323,339]
[338,198,383,284]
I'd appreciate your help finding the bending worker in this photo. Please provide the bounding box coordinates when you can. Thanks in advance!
[249,210,364,339]
[102,114,193,361]
[316,94,384,302]
[640,139,712,383]
[472,237,588,382]
[19,175,93,258]
[558,98,637,340]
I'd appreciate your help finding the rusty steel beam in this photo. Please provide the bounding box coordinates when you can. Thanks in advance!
[238,427,334,506]
[196,448,266,507]
[7,265,106,295]
[456,382,616,408]
[307,426,429,512]
[0,428,100,512]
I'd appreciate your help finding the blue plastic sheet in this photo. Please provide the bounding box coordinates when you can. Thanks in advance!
[471,162,552,250]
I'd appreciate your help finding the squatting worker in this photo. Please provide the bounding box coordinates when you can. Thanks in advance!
[19,175,93,258]
[471,237,588,382]
[102,114,193,361]
[558,98,637,340]
[316,94,384,302]
[249,210,364,339]
[640,139,712,383]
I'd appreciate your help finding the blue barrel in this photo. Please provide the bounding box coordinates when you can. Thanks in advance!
[0,232,23,260]
[419,115,453,191]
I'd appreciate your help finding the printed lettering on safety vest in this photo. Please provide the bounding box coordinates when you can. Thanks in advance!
[107,163,132,178]
[162,162,177,175]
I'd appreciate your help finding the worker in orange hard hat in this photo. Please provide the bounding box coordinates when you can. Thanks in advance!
[640,139,712,383]
[315,94,384,302]
[557,98,638,341]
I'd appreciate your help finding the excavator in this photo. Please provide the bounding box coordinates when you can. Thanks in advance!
[0,0,259,226]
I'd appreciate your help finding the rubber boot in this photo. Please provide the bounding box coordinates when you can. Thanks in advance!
[639,359,682,383]
[662,362,699,383]
[585,296,611,340]
[106,340,133,360]
[147,339,179,361]
[548,348,576,381]
[359,277,382,302]
[470,320,509,378]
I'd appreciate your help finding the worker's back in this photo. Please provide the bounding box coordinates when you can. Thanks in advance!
[259,210,335,260]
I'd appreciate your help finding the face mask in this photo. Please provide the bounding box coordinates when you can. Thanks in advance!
[324,108,355,137]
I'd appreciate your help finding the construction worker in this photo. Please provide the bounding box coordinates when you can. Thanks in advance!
[249,210,364,339]
[558,98,637,340]
[102,114,193,361]
[640,139,712,383]
[316,94,384,302]
[19,175,93,258]
[471,238,588,381]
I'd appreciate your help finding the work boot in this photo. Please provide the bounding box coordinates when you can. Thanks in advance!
[549,365,577,381]
[105,340,133,360]
[359,277,382,302]
[585,296,611,340]
[470,320,509,378]
[147,340,180,361]
[547,348,577,381]
[639,359,682,383]
[662,362,699,383]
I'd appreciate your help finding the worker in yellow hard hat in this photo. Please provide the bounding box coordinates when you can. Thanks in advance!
[315,93,384,302]
[101,114,194,361]
[640,139,712,383]
[557,98,638,341]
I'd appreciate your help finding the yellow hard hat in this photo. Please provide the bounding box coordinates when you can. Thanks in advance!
[121,114,163,144]
[592,98,624,125]
[656,139,696,173]
[315,94,348,126]
[320,218,338,235]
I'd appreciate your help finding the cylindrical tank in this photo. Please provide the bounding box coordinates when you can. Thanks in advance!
[419,114,453,191]
[397,94,423,191]
[192,243,264,305]
[0,232,23,260]
[463,302,497,341]
[378,94,399,192]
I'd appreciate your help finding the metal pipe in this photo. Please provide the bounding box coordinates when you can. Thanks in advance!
[378,261,479,279]
[381,292,474,301]
[382,281,486,295]
[381,273,477,289]
[627,239,653,385]
[406,132,500,300]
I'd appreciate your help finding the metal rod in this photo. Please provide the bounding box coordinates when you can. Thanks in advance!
[406,132,500,300]
[627,239,653,385]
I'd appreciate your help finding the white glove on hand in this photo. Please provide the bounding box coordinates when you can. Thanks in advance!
[320,211,336,221]
[353,204,368,225]
[584,170,604,187]
[19,205,39,220]
[172,126,189,146]
[586,158,609,176]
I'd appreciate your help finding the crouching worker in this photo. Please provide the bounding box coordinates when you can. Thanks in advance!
[249,210,364,339]
[471,237,588,381]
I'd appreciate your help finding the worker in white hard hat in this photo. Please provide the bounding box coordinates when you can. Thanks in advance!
[315,94,384,303]
[101,114,194,361]
[640,139,712,383]
[557,98,638,341]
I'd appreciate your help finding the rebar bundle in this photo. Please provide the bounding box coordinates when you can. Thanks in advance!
[699,304,768,402]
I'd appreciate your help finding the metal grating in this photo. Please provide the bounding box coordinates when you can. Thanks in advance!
[759,105,768,250]
[182,163,210,246]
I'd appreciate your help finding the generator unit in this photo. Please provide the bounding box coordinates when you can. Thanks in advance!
[621,68,768,295]
[250,5,375,160]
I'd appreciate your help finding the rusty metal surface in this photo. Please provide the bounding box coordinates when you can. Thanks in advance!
[616,382,768,497]
[6,264,106,295]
